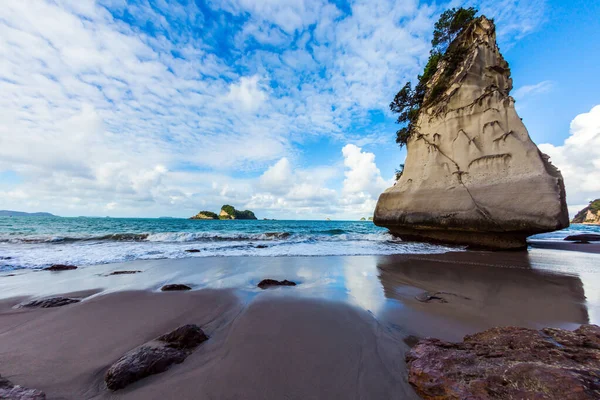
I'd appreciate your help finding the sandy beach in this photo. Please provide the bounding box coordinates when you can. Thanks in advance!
[1,245,599,399]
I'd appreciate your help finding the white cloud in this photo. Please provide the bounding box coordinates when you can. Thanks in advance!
[539,105,600,210]
[225,75,269,112]
[512,80,554,101]
[342,144,389,197]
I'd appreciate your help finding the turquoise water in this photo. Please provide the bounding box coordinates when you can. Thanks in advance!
[0,217,454,270]
[0,216,597,270]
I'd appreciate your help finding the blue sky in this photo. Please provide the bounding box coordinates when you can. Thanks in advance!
[0,0,598,218]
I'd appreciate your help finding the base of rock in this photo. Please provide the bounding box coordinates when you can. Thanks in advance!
[389,227,528,250]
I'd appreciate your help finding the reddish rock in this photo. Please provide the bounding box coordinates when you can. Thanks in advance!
[257,279,296,289]
[406,324,600,399]
[44,264,77,271]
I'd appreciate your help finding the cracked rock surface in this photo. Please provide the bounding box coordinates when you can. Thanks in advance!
[407,324,600,399]
[374,16,568,249]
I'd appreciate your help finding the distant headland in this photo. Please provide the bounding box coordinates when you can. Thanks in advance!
[190,205,257,220]
[572,199,600,225]
[0,210,57,217]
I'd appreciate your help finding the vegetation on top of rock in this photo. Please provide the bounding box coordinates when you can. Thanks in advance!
[190,211,219,220]
[390,7,478,149]
[395,164,405,180]
[220,205,257,220]
[572,199,600,224]
[221,204,236,217]
[190,206,257,220]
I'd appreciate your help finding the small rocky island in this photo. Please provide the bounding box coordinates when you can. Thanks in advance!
[572,199,600,225]
[374,14,569,249]
[190,205,257,220]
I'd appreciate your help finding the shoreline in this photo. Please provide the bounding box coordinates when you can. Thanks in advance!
[1,246,599,398]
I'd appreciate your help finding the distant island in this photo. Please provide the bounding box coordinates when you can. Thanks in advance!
[0,210,57,217]
[572,199,600,225]
[190,205,257,220]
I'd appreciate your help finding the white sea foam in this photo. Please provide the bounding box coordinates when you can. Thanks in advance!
[0,231,459,271]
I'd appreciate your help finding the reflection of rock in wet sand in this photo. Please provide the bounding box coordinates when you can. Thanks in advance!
[376,251,588,341]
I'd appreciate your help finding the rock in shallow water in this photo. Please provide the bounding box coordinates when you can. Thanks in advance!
[160,284,192,291]
[373,17,568,249]
[21,297,80,308]
[406,324,600,399]
[43,264,77,271]
[0,375,46,400]
[257,279,297,289]
[564,234,600,242]
[105,324,208,391]
[108,270,141,276]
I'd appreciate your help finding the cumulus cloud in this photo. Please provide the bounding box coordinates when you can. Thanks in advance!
[225,75,269,112]
[539,105,600,213]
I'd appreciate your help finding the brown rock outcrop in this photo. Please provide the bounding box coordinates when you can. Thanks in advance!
[374,16,569,249]
[105,324,208,391]
[406,324,600,399]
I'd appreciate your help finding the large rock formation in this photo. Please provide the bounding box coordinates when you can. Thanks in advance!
[374,16,569,249]
[572,199,600,224]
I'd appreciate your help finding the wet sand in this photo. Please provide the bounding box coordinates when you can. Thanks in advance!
[0,244,598,399]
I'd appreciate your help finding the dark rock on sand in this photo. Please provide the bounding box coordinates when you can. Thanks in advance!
[160,284,192,291]
[564,234,600,242]
[105,324,208,391]
[185,249,200,253]
[44,264,77,271]
[0,256,12,260]
[257,279,297,289]
[255,244,268,249]
[108,270,141,276]
[0,375,46,399]
[414,291,471,303]
[21,297,80,308]
[158,324,208,349]
[407,324,600,400]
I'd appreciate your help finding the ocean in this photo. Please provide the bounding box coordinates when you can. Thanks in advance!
[0,216,598,271]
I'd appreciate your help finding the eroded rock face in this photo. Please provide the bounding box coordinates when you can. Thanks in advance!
[105,324,208,391]
[0,375,46,400]
[374,17,568,249]
[407,324,600,399]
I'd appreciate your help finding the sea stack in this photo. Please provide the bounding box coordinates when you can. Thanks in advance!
[374,16,569,249]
